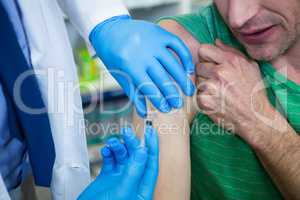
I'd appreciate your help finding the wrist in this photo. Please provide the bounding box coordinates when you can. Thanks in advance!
[238,102,282,146]
[236,98,273,135]
[89,15,132,45]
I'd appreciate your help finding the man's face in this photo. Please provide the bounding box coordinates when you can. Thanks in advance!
[214,0,300,61]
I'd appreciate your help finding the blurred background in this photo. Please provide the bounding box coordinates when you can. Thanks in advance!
[26,0,212,199]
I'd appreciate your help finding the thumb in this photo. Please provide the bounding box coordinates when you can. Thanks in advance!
[119,147,148,192]
[100,146,115,173]
[138,126,159,200]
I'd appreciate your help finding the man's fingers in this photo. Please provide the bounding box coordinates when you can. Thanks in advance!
[138,126,159,199]
[197,93,216,113]
[196,62,219,79]
[121,127,141,156]
[198,43,234,64]
[198,39,246,65]
[107,138,128,165]
[197,79,219,96]
[119,147,148,192]
[166,33,195,74]
[147,60,183,109]
[157,49,195,97]
[100,146,115,173]
[215,39,246,58]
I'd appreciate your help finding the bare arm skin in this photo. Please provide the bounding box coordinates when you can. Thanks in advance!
[132,101,193,200]
[132,20,200,200]
[245,107,300,199]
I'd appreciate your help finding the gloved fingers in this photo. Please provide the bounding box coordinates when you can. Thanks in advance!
[134,74,171,113]
[147,60,183,109]
[107,138,128,165]
[111,70,147,117]
[119,147,148,192]
[121,127,141,156]
[100,146,115,173]
[157,49,195,97]
[138,126,159,199]
[133,90,147,118]
[145,125,159,158]
[165,33,195,74]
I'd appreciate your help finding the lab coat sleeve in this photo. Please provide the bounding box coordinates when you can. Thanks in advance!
[56,0,129,40]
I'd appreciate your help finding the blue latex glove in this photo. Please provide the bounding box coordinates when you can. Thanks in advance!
[78,126,159,200]
[90,15,195,117]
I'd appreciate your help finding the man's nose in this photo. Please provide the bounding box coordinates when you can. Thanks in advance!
[228,0,260,29]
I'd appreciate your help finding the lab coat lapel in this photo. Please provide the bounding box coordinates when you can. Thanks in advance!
[19,0,90,199]
[0,1,55,187]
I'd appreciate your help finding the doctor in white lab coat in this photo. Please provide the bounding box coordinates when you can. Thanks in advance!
[0,0,195,199]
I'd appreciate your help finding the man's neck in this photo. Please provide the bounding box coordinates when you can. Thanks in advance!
[271,40,300,85]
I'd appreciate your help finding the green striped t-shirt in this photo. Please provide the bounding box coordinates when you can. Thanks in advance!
[161,4,300,200]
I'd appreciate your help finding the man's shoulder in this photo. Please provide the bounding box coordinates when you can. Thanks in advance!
[158,4,216,25]
[158,4,229,63]
[159,4,233,45]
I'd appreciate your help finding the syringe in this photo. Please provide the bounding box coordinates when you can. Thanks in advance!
[140,99,155,147]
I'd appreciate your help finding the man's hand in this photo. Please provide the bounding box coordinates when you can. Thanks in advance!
[196,39,272,140]
[90,16,195,117]
[78,126,159,200]
[196,40,300,199]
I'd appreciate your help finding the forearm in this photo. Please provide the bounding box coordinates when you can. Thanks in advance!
[240,107,300,199]
[257,134,300,199]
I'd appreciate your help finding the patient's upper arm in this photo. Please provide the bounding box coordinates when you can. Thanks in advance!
[132,101,194,200]
[132,19,200,200]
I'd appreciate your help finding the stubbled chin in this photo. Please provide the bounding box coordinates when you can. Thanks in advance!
[245,44,280,61]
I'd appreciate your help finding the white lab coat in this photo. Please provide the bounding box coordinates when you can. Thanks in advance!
[0,0,129,200]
